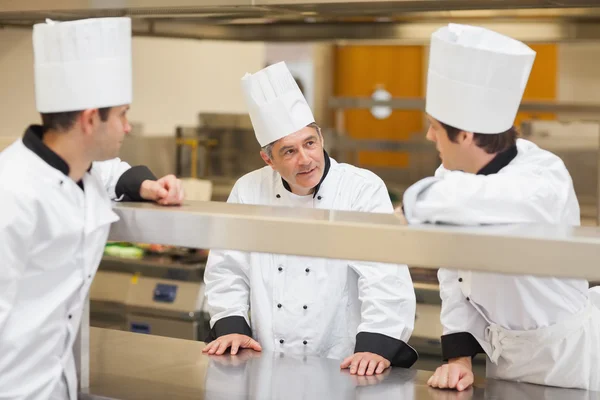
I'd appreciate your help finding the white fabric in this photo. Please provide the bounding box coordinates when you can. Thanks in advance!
[484,324,505,364]
[279,191,315,208]
[0,136,19,153]
[33,17,132,113]
[403,138,599,390]
[93,157,133,201]
[241,62,314,147]
[590,286,600,306]
[484,377,600,400]
[204,158,416,360]
[455,268,587,332]
[485,301,600,390]
[0,139,129,399]
[426,23,536,134]
[404,139,581,228]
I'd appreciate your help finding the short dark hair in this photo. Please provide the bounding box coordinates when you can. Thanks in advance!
[41,107,112,132]
[262,122,321,159]
[440,121,518,154]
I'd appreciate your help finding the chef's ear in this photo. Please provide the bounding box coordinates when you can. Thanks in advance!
[260,150,274,169]
[79,108,100,136]
[460,131,474,146]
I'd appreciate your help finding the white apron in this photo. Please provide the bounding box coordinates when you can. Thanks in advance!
[462,281,600,391]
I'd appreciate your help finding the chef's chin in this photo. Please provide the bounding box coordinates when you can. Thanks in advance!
[297,169,321,187]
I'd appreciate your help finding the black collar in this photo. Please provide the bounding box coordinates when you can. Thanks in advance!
[282,150,331,198]
[22,124,91,189]
[22,125,70,176]
[477,145,518,176]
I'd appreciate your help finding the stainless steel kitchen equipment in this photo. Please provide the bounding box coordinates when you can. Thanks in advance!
[3,2,600,396]
[5,1,600,43]
[105,201,600,362]
[73,200,600,397]
[81,327,599,399]
[90,252,209,341]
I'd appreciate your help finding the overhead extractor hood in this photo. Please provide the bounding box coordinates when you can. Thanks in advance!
[2,1,600,42]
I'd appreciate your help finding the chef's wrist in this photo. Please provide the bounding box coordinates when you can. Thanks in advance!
[115,165,157,201]
[139,179,155,198]
[354,331,418,368]
[449,356,472,370]
[213,316,252,338]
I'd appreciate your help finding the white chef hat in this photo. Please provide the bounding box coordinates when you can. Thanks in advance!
[426,23,536,134]
[33,17,132,113]
[241,61,315,147]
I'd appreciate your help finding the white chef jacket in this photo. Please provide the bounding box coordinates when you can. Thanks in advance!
[204,153,418,366]
[403,138,599,390]
[0,126,152,400]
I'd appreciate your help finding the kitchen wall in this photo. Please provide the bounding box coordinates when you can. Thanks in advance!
[0,28,265,139]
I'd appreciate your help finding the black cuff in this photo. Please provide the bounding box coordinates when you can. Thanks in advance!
[115,165,157,201]
[206,316,252,342]
[441,332,484,361]
[354,332,418,368]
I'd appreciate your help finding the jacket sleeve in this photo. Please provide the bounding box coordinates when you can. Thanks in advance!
[437,268,489,360]
[0,190,35,336]
[92,158,157,201]
[403,170,559,225]
[203,183,252,340]
[349,177,418,367]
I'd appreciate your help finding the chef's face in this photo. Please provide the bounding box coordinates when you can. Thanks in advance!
[261,126,325,195]
[92,105,132,161]
[426,115,468,171]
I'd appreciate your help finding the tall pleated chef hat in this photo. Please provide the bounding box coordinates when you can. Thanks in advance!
[241,61,315,147]
[33,17,132,113]
[426,23,536,134]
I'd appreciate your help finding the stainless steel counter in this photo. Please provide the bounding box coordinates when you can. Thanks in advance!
[81,328,599,400]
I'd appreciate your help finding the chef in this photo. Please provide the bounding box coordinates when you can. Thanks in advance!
[402,23,600,391]
[0,17,183,400]
[202,62,418,376]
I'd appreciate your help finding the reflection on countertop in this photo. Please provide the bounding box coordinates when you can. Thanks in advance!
[82,328,599,400]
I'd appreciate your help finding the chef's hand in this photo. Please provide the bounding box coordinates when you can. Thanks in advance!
[428,357,474,391]
[341,352,390,376]
[203,334,262,356]
[140,174,184,205]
